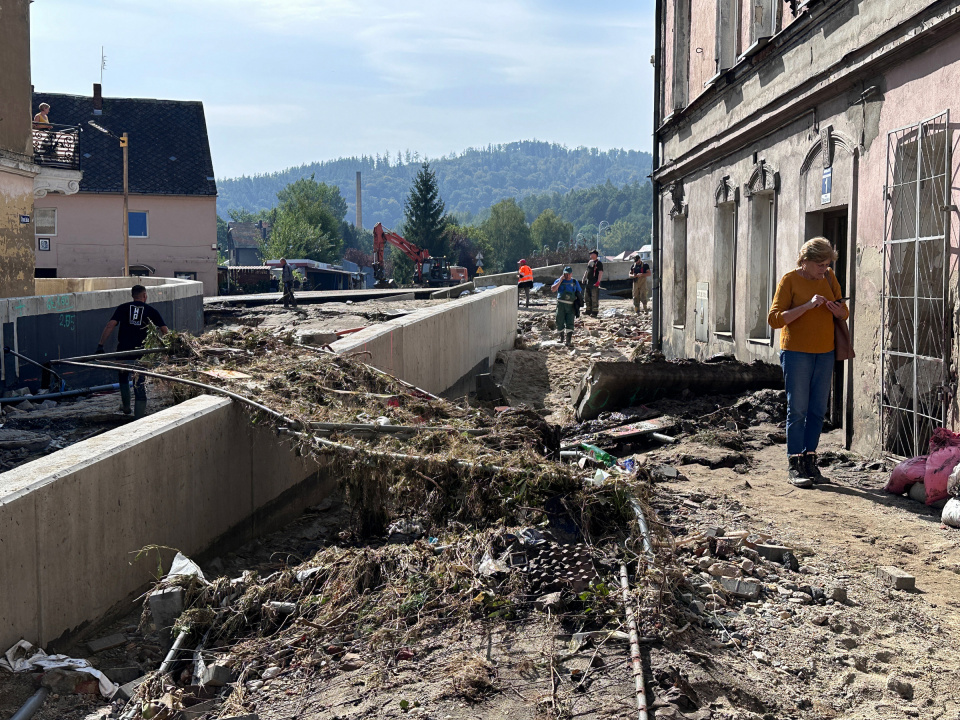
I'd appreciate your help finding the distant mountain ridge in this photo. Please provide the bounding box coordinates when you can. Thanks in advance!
[216,141,652,229]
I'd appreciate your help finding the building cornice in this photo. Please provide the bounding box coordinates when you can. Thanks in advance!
[655,0,960,184]
[34,167,83,198]
[0,150,41,179]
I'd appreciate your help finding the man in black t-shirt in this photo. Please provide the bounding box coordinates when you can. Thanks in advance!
[581,250,604,317]
[96,285,169,418]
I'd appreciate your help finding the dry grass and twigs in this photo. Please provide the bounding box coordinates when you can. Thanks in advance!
[121,327,674,717]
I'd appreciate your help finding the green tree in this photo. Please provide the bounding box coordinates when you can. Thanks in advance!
[402,163,447,258]
[604,218,647,256]
[261,175,346,262]
[530,209,574,254]
[482,198,532,272]
[216,215,229,264]
[262,212,336,262]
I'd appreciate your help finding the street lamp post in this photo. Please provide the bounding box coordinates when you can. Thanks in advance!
[88,121,129,276]
[597,221,610,255]
[576,233,585,249]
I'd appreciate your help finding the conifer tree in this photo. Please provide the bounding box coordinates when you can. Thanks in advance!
[402,163,447,257]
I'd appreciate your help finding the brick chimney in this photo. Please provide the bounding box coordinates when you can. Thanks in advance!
[93,83,102,115]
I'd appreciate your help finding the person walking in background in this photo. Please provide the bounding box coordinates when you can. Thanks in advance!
[768,237,849,488]
[551,266,582,347]
[280,258,297,308]
[96,284,169,419]
[517,258,534,308]
[582,250,603,317]
[629,253,651,314]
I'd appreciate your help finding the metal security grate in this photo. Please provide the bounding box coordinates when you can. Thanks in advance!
[881,111,951,457]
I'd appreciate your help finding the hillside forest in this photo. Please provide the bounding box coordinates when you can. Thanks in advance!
[218,141,653,276]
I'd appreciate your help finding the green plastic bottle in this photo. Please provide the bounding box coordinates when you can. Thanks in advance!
[580,443,616,467]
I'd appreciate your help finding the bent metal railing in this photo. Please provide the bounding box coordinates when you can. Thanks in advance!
[31,123,80,170]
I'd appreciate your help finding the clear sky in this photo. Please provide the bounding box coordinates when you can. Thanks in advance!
[30,0,654,179]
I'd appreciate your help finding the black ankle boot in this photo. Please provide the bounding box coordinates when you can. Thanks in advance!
[788,455,813,488]
[803,454,825,483]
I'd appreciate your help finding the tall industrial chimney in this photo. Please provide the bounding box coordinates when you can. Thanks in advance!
[355,171,362,229]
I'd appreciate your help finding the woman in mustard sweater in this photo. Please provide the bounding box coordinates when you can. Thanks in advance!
[768,238,849,488]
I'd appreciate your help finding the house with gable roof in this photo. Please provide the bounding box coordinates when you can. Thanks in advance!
[32,85,218,295]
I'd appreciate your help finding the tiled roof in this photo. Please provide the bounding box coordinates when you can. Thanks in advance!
[227,222,264,248]
[33,91,217,197]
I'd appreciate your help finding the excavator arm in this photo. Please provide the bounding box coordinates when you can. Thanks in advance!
[372,222,431,284]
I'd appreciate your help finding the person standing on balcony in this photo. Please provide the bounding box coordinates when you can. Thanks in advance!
[581,250,604,317]
[33,103,52,129]
[95,284,169,419]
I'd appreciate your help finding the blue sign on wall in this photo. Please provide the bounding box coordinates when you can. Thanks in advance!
[19,214,30,224]
[821,167,833,205]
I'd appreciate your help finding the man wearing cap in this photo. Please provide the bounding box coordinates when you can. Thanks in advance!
[581,250,603,317]
[551,266,582,347]
[517,258,534,308]
[629,253,651,314]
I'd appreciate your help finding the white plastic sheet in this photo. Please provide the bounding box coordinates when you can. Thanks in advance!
[0,640,119,698]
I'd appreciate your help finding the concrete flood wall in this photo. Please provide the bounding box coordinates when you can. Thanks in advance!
[331,284,518,396]
[474,261,634,290]
[1,277,204,393]
[0,394,332,651]
[0,278,519,652]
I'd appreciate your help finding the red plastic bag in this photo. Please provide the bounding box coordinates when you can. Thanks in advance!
[929,428,960,452]
[885,455,928,495]
[924,446,960,505]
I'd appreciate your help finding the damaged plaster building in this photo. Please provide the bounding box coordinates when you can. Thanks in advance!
[653,0,960,457]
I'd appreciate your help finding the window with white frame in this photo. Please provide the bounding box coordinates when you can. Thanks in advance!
[714,197,737,335]
[175,271,197,280]
[673,215,688,327]
[35,207,57,236]
[750,0,779,46]
[715,0,739,74]
[748,192,776,339]
[672,0,691,109]
[128,211,148,238]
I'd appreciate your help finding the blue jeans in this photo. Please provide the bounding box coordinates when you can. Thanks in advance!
[780,350,834,456]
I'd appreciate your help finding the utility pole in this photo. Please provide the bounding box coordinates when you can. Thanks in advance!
[121,132,129,276]
[356,171,362,229]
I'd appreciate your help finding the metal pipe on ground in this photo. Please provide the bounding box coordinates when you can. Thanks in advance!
[3,347,66,390]
[0,382,126,405]
[10,688,50,720]
[619,563,650,720]
[48,348,171,364]
[158,629,190,677]
[56,360,292,426]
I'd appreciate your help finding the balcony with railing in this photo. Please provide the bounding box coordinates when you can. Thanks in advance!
[32,123,80,170]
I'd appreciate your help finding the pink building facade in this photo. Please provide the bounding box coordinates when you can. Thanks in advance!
[34,191,217,295]
[654,0,960,457]
[31,89,218,296]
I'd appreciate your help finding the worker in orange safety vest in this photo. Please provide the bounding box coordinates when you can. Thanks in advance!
[517,259,534,308]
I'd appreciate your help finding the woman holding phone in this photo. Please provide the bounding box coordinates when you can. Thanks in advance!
[768,237,849,488]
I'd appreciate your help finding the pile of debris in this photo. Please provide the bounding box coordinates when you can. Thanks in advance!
[0,325,666,719]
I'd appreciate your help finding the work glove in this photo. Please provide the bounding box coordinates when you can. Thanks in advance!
[95,345,105,354]
[594,281,601,288]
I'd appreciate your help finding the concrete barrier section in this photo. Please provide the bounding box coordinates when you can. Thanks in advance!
[1,277,204,393]
[474,261,634,290]
[332,285,517,396]
[0,394,332,650]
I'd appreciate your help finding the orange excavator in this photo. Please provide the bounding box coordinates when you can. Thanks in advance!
[372,222,468,288]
